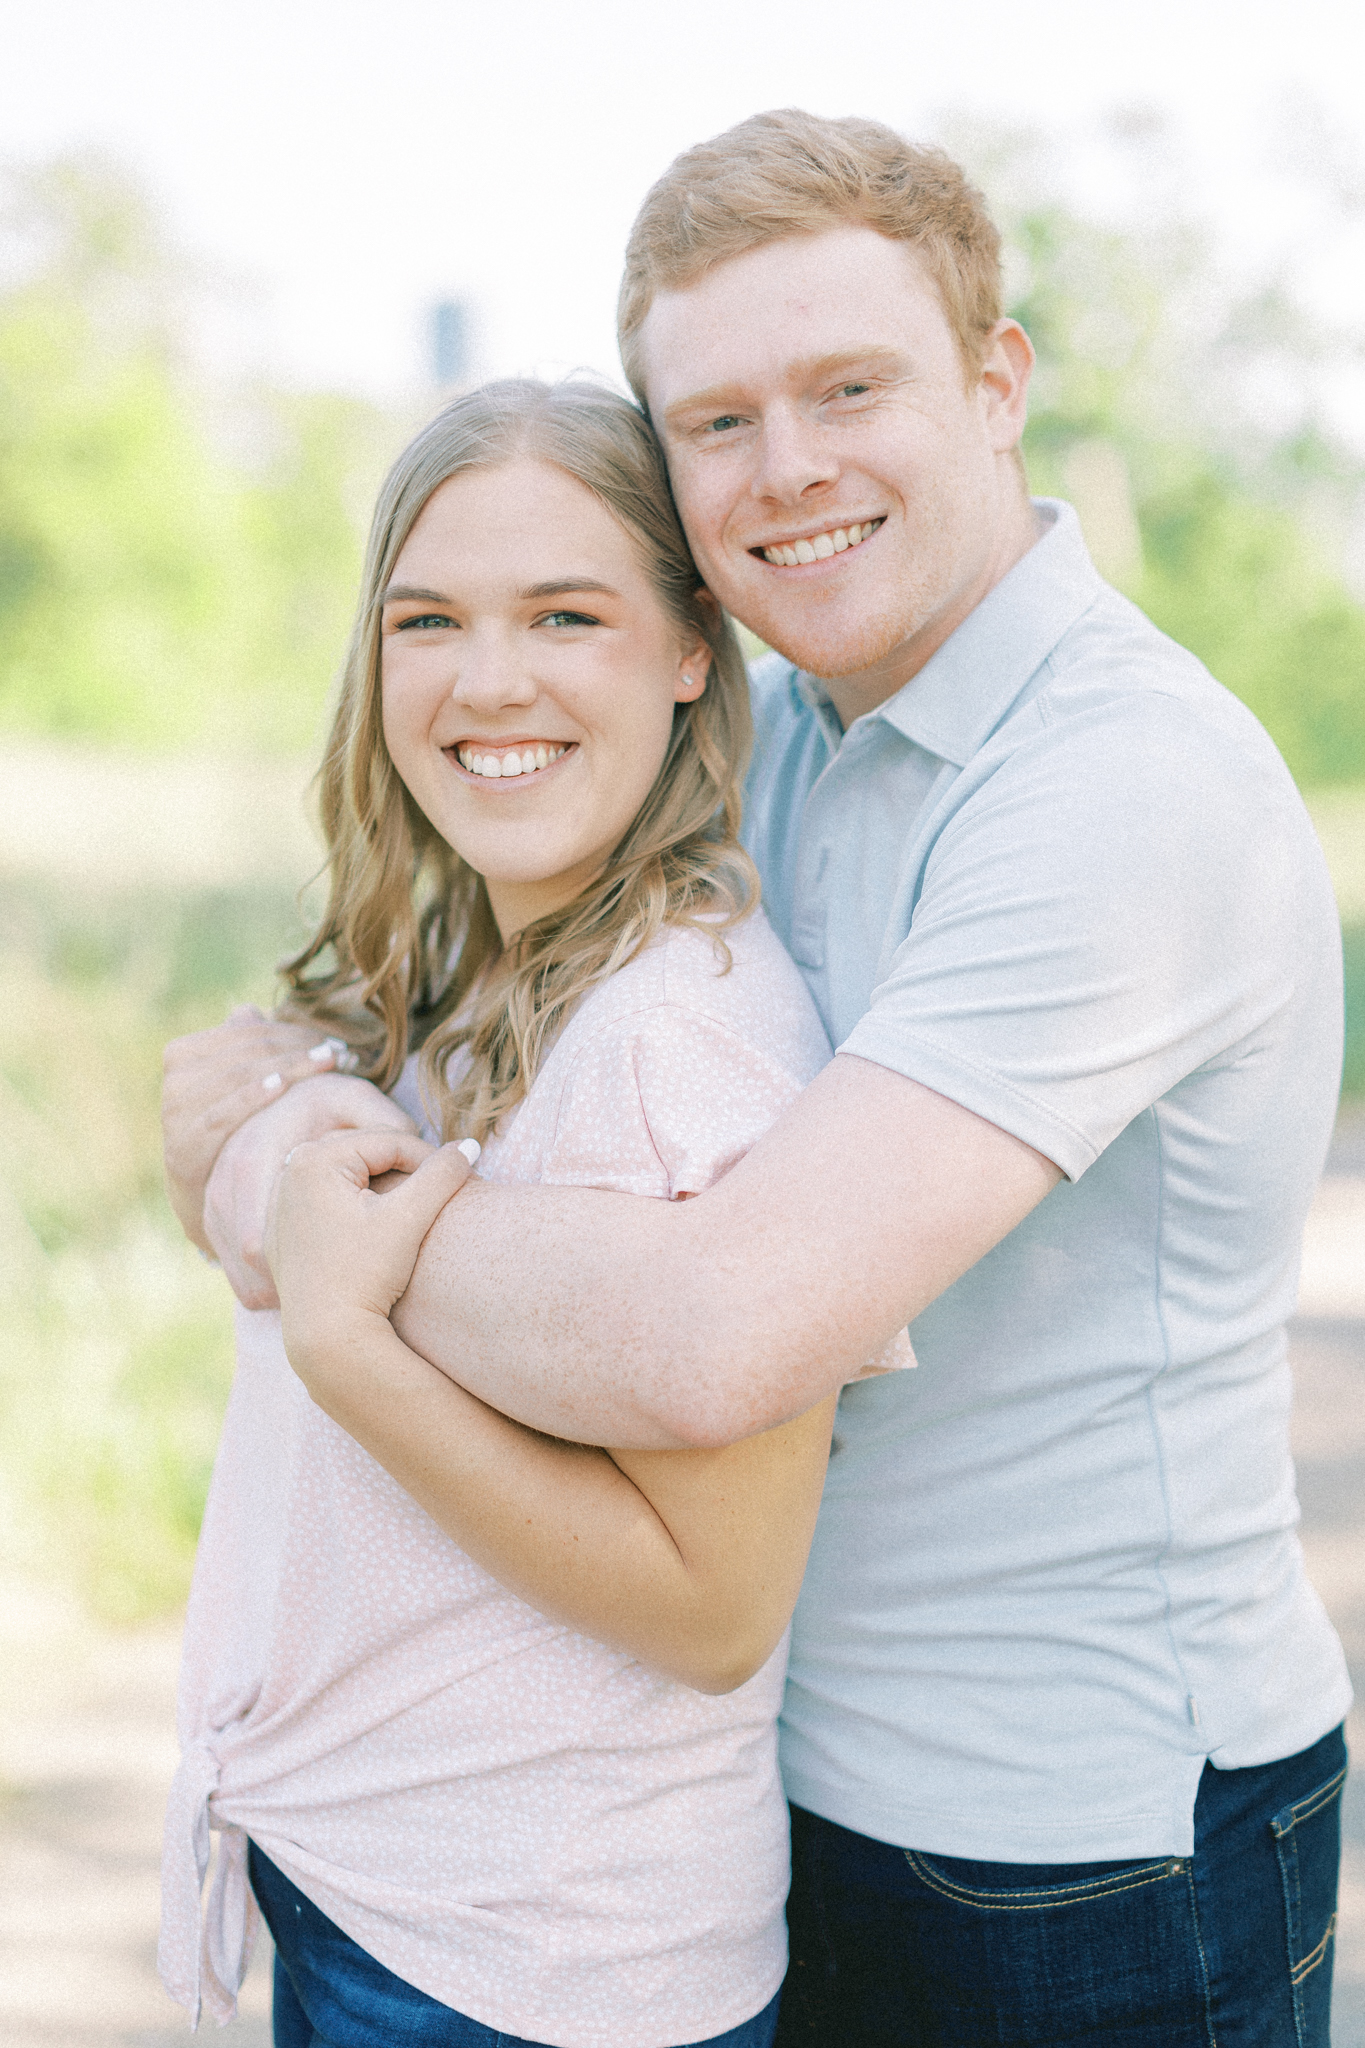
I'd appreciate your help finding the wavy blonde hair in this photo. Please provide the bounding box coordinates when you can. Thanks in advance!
[281,378,757,1142]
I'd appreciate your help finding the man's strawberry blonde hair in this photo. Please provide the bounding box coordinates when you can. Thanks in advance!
[618,108,1004,400]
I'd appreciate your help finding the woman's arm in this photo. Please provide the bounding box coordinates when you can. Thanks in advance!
[203,1075,416,1306]
[162,1009,355,1251]
[270,1129,836,1692]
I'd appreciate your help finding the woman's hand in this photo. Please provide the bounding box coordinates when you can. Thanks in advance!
[204,1076,418,1308]
[267,1127,477,1397]
[162,1006,355,1251]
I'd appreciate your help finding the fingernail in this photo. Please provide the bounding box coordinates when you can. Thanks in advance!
[308,1042,335,1063]
[456,1138,481,1165]
[262,1072,284,1092]
[335,1050,360,1073]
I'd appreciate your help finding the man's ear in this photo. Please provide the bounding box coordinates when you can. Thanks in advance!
[980,319,1034,453]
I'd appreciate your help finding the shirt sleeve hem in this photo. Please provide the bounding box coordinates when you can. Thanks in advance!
[836,1020,1101,1182]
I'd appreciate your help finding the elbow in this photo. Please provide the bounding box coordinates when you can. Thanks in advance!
[647,1334,798,1452]
[666,1620,783,1696]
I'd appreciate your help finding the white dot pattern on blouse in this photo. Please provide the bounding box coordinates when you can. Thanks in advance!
[159,911,902,2047]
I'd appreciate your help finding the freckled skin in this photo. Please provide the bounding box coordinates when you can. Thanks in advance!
[641,226,1038,727]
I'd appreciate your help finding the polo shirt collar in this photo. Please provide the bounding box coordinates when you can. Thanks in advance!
[797,500,1105,768]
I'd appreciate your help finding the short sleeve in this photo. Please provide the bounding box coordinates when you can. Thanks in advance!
[535,1004,811,1199]
[841,690,1319,1181]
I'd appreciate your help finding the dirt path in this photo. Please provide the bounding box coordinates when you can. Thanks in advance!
[2,1119,1362,2046]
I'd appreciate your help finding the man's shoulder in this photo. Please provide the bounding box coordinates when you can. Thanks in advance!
[1017,585,1295,799]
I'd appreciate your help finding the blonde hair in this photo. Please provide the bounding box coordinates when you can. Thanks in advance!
[282,378,757,1142]
[618,108,1003,397]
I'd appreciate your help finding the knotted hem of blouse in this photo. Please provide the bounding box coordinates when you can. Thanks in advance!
[158,1740,261,2029]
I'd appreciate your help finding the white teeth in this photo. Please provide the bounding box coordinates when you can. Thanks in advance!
[459,743,567,778]
[762,519,880,565]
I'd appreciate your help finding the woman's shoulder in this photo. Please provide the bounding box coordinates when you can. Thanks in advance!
[495,911,830,1197]
[549,908,832,1091]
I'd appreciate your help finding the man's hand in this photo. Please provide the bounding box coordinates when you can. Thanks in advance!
[204,1075,417,1308]
[267,1128,476,1401]
[162,1006,355,1251]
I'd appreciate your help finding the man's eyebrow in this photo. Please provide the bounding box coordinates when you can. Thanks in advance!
[662,349,908,426]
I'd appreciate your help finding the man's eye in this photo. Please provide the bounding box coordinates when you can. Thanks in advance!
[839,382,871,397]
[703,415,744,434]
[396,612,455,631]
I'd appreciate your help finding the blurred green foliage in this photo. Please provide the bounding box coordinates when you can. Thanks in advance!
[0,156,390,753]
[1345,924,1365,1099]
[980,125,1365,788]
[0,876,309,1617]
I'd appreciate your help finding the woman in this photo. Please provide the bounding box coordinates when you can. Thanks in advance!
[159,378,906,2048]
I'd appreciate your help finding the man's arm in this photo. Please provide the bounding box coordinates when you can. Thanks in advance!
[272,1129,838,1693]
[394,1053,1061,1449]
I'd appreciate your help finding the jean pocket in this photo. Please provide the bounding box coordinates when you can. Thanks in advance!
[902,1850,1188,1911]
[1271,1762,1346,2048]
[898,1850,1211,2042]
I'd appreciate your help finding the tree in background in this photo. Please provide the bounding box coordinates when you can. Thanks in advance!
[0,154,389,754]
[956,107,1365,788]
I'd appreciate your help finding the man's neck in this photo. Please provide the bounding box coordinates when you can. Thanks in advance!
[823,493,1043,730]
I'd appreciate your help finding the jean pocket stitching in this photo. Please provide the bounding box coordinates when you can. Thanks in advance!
[902,1852,1186,1911]
[1288,1911,1336,1987]
[1270,1764,1347,1838]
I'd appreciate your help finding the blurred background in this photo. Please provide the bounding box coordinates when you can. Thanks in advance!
[1,1,1363,2040]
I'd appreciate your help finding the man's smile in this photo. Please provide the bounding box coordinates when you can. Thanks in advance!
[752,518,885,567]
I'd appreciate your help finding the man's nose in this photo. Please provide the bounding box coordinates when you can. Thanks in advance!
[750,404,840,506]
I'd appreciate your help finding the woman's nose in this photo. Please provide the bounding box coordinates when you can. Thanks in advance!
[449,629,538,710]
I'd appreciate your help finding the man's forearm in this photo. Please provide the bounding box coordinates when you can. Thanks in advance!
[393,1056,1062,1449]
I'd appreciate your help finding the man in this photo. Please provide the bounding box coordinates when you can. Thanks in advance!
[170,111,1349,2045]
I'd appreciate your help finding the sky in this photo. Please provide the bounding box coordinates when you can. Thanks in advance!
[2,0,1363,420]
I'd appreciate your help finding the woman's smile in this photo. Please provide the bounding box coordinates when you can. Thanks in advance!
[450,739,577,782]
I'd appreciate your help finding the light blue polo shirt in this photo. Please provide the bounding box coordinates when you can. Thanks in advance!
[745,500,1351,1863]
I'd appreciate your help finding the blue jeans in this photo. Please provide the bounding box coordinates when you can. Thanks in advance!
[247,1842,781,2048]
[775,1724,1347,2047]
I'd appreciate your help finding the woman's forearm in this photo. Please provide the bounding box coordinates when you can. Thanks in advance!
[288,1307,831,1692]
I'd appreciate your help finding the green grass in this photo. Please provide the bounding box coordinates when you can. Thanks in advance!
[0,875,309,1619]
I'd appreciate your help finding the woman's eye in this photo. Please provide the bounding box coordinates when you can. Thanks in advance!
[395,612,455,631]
[539,610,599,629]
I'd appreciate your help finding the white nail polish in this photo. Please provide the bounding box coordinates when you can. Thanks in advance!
[456,1138,481,1165]
[308,1043,334,1063]
[262,1072,283,1092]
